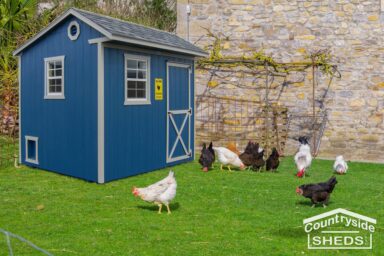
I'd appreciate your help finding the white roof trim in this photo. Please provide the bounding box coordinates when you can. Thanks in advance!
[13,9,112,56]
[13,8,207,57]
[303,208,377,224]
[109,35,207,57]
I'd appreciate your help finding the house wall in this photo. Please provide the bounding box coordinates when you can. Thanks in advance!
[103,45,195,182]
[177,0,384,162]
[20,17,102,181]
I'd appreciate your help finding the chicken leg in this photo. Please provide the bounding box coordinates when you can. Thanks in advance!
[157,204,163,214]
[220,164,223,171]
[166,204,171,214]
[227,166,233,172]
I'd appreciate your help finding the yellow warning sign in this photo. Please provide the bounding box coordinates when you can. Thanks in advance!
[155,78,163,100]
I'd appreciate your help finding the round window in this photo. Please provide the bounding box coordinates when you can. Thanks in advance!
[67,21,80,41]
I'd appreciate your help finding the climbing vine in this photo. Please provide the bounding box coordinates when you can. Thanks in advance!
[197,30,340,78]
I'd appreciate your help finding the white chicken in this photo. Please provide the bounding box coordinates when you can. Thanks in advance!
[294,137,312,178]
[333,155,348,174]
[132,171,177,214]
[213,147,245,171]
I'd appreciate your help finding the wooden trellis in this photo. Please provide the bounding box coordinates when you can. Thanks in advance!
[195,48,340,156]
[196,95,288,156]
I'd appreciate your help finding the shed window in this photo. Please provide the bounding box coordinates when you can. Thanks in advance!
[124,54,150,105]
[67,21,80,41]
[44,56,65,99]
[25,136,39,164]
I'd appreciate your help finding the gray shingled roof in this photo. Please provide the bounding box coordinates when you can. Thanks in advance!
[13,8,206,56]
[74,8,206,56]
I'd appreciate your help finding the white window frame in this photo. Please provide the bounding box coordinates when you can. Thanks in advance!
[44,55,65,99]
[67,21,80,41]
[25,136,39,164]
[124,53,151,105]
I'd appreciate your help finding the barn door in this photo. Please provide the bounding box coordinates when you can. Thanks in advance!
[166,62,192,163]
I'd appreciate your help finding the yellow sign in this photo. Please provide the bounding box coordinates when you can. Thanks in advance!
[155,78,163,100]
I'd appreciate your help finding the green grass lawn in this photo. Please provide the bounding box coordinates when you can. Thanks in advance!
[0,156,383,255]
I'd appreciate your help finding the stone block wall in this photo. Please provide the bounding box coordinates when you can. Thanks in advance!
[177,0,384,163]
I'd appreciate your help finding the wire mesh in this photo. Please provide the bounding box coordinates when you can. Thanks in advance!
[196,95,289,155]
[196,95,328,156]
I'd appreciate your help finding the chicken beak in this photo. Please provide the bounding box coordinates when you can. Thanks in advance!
[295,187,302,195]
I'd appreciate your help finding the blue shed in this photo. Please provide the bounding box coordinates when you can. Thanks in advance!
[13,8,206,183]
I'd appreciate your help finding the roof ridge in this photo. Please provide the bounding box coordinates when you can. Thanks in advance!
[14,7,206,56]
[70,7,190,43]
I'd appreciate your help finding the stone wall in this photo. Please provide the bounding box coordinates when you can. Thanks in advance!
[177,0,384,163]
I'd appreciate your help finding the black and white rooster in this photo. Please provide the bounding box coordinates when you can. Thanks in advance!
[294,137,312,178]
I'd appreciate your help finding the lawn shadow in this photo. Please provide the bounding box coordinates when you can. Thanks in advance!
[137,202,180,212]
[295,200,334,207]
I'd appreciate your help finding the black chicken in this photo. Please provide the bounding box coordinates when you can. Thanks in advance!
[296,176,338,208]
[266,147,280,171]
[198,142,215,172]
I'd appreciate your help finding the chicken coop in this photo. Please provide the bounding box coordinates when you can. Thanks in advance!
[13,8,206,183]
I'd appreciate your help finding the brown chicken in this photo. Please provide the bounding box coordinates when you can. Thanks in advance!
[239,141,255,167]
[226,142,240,155]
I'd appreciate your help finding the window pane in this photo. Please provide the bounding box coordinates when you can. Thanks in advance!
[55,69,62,76]
[138,70,146,79]
[137,90,145,98]
[127,89,136,98]
[49,85,56,93]
[49,62,55,69]
[55,79,62,86]
[55,61,62,69]
[49,70,55,77]
[138,61,146,70]
[49,79,56,86]
[137,81,145,89]
[127,81,136,89]
[55,86,62,93]
[127,60,137,69]
[127,70,137,79]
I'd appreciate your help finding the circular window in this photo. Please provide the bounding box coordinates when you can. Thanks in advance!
[67,21,80,41]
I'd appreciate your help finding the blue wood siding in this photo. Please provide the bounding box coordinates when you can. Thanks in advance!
[104,47,194,182]
[20,16,102,181]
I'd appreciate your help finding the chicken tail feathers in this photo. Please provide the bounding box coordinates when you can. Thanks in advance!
[169,170,175,178]
[328,176,337,185]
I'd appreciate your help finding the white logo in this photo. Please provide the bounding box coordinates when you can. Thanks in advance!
[303,208,376,250]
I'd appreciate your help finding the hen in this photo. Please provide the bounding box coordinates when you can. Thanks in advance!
[213,147,245,171]
[239,142,265,171]
[294,137,312,178]
[199,142,215,172]
[132,171,177,214]
[296,176,338,208]
[252,145,265,171]
[239,141,256,168]
[226,142,240,155]
[266,147,280,171]
[333,155,348,175]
